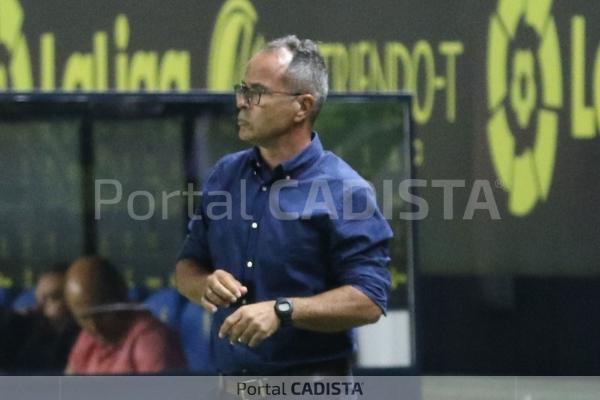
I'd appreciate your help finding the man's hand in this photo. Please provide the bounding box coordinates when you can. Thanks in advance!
[218,301,281,348]
[200,269,248,313]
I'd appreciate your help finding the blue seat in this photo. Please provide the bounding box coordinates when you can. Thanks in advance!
[144,288,187,329]
[11,288,36,312]
[179,301,215,373]
[128,286,149,302]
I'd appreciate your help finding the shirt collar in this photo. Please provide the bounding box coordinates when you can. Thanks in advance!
[248,132,324,177]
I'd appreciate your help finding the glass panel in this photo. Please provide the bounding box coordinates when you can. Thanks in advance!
[93,118,185,287]
[0,120,82,285]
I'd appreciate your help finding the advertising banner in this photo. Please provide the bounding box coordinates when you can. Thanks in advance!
[2,0,598,277]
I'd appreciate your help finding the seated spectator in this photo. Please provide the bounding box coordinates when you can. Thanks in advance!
[34,264,75,328]
[0,264,80,373]
[65,256,186,374]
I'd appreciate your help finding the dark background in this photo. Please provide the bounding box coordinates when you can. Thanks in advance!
[3,0,600,373]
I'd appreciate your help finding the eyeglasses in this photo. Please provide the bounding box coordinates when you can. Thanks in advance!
[234,83,301,106]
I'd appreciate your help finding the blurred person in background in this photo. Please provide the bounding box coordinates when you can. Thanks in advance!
[34,264,75,328]
[0,263,79,373]
[65,256,186,374]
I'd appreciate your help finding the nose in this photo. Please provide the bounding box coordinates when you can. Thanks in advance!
[235,94,249,109]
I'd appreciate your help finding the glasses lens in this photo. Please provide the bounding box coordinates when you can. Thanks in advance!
[234,84,256,105]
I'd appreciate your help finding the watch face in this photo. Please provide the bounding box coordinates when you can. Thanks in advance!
[278,303,291,312]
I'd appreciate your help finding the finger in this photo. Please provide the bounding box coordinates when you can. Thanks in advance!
[219,310,243,339]
[209,280,238,303]
[214,270,244,298]
[237,323,258,346]
[200,296,217,314]
[247,331,266,348]
[228,316,250,345]
[204,289,229,307]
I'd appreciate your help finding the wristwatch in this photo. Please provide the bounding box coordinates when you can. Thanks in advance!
[274,297,294,327]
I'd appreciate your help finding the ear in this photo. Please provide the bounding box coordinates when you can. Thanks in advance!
[293,94,316,123]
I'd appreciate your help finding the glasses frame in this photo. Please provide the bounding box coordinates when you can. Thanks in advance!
[234,83,302,106]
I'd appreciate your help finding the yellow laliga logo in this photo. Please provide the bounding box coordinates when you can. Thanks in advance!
[0,0,189,91]
[208,0,264,90]
[0,0,32,89]
[487,0,562,216]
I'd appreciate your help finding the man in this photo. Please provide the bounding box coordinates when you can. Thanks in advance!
[176,35,392,375]
[0,264,79,373]
[65,256,186,374]
[34,264,74,328]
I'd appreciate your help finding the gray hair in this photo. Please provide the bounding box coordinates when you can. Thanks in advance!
[265,35,329,121]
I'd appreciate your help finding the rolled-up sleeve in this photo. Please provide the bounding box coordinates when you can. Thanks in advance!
[177,203,212,266]
[176,165,221,267]
[329,185,393,313]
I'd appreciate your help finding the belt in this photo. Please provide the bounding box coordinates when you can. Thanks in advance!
[225,358,352,377]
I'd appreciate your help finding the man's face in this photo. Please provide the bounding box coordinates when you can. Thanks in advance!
[65,280,124,343]
[71,311,122,344]
[237,49,299,145]
[35,273,69,324]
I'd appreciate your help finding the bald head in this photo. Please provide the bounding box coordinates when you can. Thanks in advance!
[65,256,130,342]
[65,256,128,312]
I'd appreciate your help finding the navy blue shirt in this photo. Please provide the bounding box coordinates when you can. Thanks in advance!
[178,133,392,374]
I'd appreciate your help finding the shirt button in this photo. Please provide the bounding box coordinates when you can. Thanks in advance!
[286,175,291,180]
[251,222,258,229]
[246,261,253,268]
[261,186,267,192]
[253,171,257,175]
